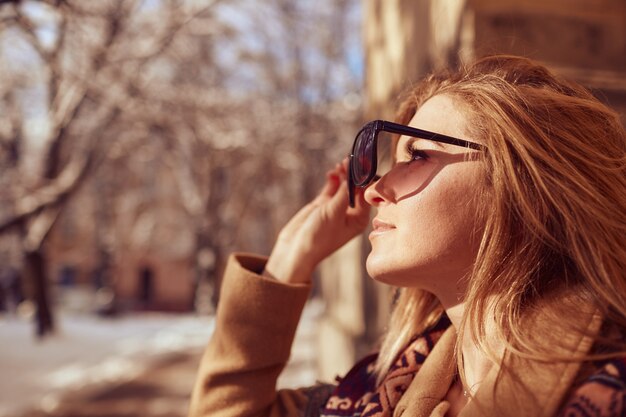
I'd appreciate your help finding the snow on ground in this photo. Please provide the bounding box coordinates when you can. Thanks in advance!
[0,298,322,417]
[277,298,323,390]
[0,312,214,417]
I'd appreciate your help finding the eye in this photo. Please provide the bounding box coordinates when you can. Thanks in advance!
[404,142,429,162]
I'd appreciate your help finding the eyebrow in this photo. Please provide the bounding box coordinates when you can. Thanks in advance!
[400,135,446,149]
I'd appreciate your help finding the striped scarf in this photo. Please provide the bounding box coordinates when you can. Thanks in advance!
[320,317,450,417]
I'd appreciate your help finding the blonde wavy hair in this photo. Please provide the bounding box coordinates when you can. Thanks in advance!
[375,55,626,383]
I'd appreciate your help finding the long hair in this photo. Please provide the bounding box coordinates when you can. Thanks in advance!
[375,55,626,383]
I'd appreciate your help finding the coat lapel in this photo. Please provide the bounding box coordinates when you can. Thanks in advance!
[461,312,602,417]
[396,301,602,417]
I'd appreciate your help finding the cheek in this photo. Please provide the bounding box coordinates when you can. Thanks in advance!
[398,177,474,245]
[415,180,484,258]
[366,168,485,286]
[400,204,470,270]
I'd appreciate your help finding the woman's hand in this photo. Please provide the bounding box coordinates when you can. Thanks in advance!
[263,159,370,284]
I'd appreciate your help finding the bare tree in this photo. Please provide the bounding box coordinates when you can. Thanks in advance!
[157,0,363,305]
[0,0,362,331]
[0,0,228,334]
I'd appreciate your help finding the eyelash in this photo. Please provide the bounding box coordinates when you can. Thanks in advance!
[404,142,429,161]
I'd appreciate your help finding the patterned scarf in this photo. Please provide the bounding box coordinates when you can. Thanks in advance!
[320,317,451,417]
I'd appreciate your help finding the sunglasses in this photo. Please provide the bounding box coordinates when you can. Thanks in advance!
[348,120,487,207]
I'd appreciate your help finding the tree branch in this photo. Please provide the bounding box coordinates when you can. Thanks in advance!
[0,150,93,234]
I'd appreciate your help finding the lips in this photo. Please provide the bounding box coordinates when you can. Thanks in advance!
[372,218,395,231]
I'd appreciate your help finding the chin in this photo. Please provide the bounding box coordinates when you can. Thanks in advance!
[366,255,412,287]
[366,252,445,290]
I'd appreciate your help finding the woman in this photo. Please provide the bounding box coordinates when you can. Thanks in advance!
[189,55,626,417]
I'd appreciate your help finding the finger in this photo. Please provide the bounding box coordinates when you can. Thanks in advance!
[327,159,343,173]
[325,177,351,216]
[315,158,352,210]
[340,157,349,174]
[317,159,346,201]
[324,180,370,235]
[315,172,341,203]
[327,158,347,178]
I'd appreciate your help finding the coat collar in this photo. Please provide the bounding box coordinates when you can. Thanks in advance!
[395,299,602,417]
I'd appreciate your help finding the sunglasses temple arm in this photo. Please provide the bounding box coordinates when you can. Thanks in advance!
[347,162,356,208]
[348,185,356,208]
[380,121,485,150]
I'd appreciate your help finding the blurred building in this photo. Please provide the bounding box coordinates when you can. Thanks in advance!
[365,0,626,121]
[45,153,197,315]
[316,0,626,382]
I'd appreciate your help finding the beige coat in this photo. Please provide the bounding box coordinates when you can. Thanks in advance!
[188,253,602,417]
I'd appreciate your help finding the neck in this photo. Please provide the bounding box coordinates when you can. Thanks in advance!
[444,302,500,397]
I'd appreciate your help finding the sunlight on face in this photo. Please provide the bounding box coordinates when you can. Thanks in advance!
[364,95,485,306]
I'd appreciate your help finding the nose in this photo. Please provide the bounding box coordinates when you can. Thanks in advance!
[364,177,387,207]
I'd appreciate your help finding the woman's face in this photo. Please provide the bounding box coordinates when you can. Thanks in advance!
[364,94,485,305]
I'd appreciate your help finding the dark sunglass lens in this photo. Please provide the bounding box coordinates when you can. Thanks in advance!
[352,126,375,185]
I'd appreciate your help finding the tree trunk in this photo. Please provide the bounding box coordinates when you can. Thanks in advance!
[24,249,54,338]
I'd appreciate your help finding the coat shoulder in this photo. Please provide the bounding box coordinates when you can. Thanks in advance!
[558,358,626,417]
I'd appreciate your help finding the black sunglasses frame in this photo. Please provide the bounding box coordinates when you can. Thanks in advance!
[348,120,487,207]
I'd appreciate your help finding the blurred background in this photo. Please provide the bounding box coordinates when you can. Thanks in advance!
[0,0,624,416]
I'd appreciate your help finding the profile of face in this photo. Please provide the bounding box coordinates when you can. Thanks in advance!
[364,95,486,306]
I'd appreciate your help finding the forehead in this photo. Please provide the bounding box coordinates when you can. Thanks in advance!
[406,95,474,143]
